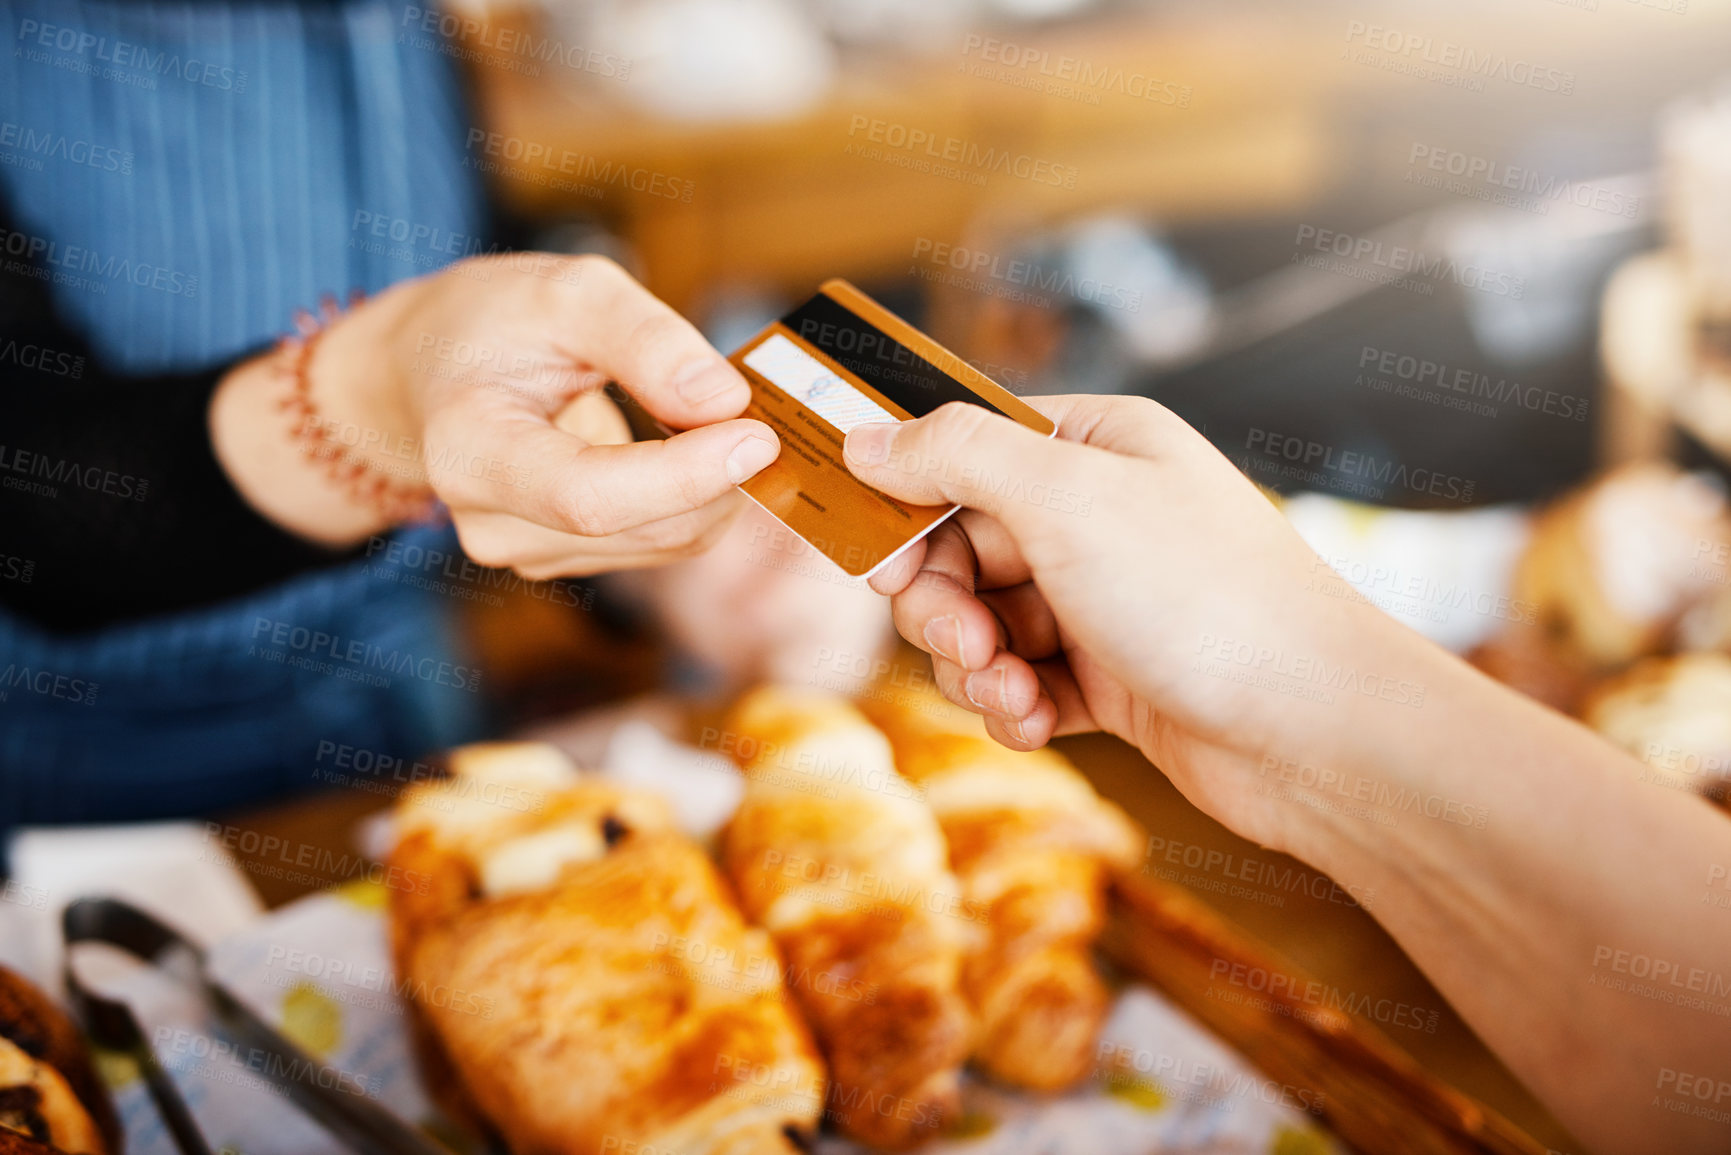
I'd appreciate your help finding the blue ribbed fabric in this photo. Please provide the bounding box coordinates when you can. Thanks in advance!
[0,0,491,830]
[0,522,484,826]
[0,0,485,371]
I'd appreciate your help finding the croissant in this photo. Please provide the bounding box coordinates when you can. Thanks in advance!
[0,1037,105,1155]
[860,688,1142,1092]
[718,687,974,1149]
[0,965,117,1155]
[389,742,825,1155]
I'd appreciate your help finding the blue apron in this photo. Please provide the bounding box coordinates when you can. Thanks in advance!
[0,0,491,830]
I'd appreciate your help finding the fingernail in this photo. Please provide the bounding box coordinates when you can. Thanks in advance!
[1003,715,1029,745]
[725,435,779,485]
[964,667,1006,713]
[923,615,967,667]
[844,422,897,467]
[674,359,745,406]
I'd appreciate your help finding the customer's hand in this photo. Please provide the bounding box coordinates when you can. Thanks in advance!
[843,395,1445,849]
[852,396,1731,1155]
[213,253,779,577]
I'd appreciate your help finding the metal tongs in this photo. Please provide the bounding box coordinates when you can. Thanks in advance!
[61,897,454,1155]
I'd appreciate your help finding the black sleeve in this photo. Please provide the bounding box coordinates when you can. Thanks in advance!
[0,228,358,635]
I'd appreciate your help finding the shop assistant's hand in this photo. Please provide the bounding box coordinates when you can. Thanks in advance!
[211,253,780,577]
[843,395,1447,848]
[620,501,894,690]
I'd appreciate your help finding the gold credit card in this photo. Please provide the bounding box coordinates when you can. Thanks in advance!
[730,278,1054,579]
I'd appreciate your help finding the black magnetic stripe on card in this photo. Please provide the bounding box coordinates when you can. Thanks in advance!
[778,292,1009,419]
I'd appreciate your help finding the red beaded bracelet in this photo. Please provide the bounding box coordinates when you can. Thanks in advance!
[274,293,442,526]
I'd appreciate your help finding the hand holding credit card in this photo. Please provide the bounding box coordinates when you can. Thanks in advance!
[729,279,1054,578]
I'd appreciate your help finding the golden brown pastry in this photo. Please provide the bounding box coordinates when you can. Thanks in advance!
[0,967,116,1155]
[1513,464,1731,669]
[1583,653,1731,806]
[0,1132,59,1155]
[860,688,1142,1093]
[719,687,972,1149]
[0,1039,103,1155]
[1467,620,1596,716]
[389,742,824,1155]
[1678,581,1731,654]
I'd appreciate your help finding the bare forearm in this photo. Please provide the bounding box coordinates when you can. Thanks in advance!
[1287,649,1731,1155]
[208,349,391,546]
[208,280,422,547]
[844,395,1731,1152]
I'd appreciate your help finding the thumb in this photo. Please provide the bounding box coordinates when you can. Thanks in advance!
[841,402,1094,530]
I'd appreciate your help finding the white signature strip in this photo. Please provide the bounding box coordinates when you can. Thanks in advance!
[744,333,898,433]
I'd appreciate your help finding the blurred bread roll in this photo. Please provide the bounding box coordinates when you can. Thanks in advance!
[1583,653,1731,805]
[0,967,117,1155]
[1661,83,1731,320]
[1467,621,1596,716]
[1515,464,1731,668]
